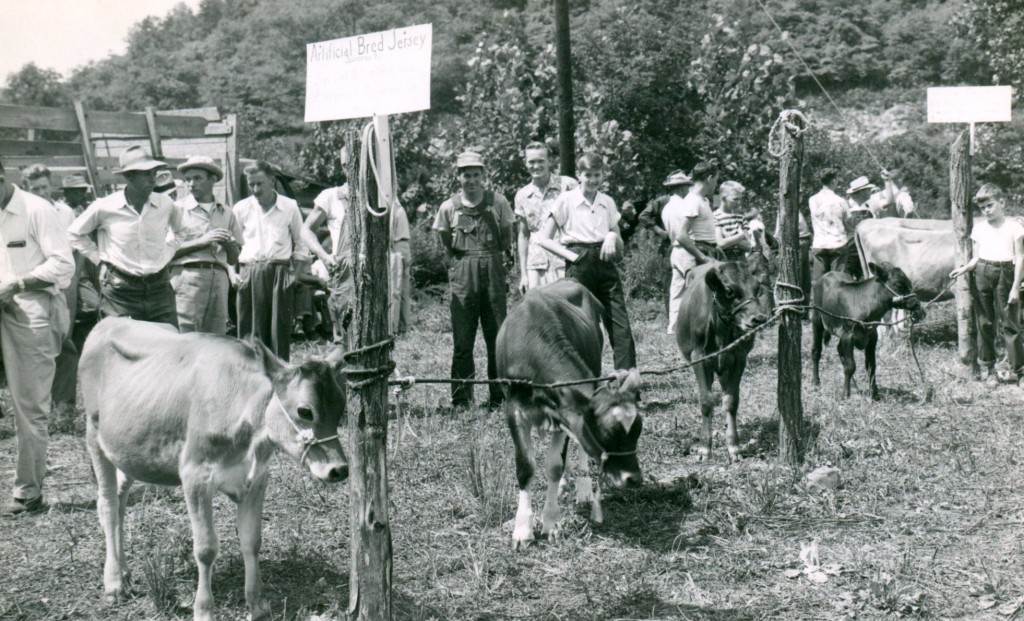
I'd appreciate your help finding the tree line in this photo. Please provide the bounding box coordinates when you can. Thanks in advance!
[3,0,1022,219]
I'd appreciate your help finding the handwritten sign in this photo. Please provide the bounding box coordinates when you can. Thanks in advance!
[927,86,1012,124]
[305,24,432,122]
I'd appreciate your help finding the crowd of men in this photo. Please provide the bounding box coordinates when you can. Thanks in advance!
[0,147,412,516]
[429,142,924,411]
[4,137,1008,517]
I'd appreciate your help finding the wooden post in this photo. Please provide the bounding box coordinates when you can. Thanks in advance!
[144,107,163,158]
[345,126,394,621]
[553,0,575,178]
[72,101,102,197]
[776,116,807,465]
[950,129,977,375]
[224,114,239,205]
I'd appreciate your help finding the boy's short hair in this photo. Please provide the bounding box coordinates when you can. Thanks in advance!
[523,141,548,156]
[974,183,1005,205]
[576,152,605,172]
[243,160,277,179]
[23,163,52,181]
[719,180,746,199]
[818,167,838,186]
[691,161,718,182]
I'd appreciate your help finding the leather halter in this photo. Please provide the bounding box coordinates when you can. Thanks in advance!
[271,393,340,466]
[559,421,636,465]
[881,281,919,310]
[713,292,755,323]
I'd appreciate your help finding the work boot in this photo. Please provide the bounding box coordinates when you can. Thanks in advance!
[2,496,44,517]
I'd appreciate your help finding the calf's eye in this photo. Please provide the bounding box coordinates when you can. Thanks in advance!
[297,406,315,421]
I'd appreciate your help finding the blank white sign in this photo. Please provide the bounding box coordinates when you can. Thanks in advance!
[305,24,432,122]
[927,86,1012,124]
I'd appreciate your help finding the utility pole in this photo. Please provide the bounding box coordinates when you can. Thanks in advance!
[554,0,575,177]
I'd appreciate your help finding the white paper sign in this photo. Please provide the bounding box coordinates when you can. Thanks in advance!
[305,24,432,122]
[927,86,1012,124]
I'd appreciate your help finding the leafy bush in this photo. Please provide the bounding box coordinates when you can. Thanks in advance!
[620,229,667,302]
[409,215,449,289]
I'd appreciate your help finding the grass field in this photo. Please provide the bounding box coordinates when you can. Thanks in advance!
[1,294,1022,621]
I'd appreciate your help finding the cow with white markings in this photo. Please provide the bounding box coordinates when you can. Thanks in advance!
[496,279,642,548]
[80,317,348,621]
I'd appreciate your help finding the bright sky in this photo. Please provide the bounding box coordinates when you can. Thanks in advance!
[0,0,204,83]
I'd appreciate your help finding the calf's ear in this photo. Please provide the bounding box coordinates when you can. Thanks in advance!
[253,338,285,379]
[615,407,638,434]
[704,266,732,298]
[324,347,347,373]
[868,262,891,283]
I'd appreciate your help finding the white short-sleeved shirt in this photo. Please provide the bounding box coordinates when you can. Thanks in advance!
[663,193,715,245]
[313,185,351,257]
[233,194,307,264]
[972,218,1024,262]
[549,188,620,244]
[515,175,577,269]
[808,187,849,250]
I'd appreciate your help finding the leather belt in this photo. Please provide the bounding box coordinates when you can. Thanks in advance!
[178,262,225,271]
[103,263,169,283]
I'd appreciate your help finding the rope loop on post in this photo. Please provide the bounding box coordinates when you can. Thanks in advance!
[357,120,392,218]
[767,109,810,158]
[343,337,396,390]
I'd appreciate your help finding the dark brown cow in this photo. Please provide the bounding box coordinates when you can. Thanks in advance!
[80,318,348,621]
[496,279,642,548]
[675,261,771,462]
[812,262,926,399]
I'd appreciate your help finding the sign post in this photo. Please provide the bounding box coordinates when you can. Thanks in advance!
[927,86,1012,377]
[305,24,432,621]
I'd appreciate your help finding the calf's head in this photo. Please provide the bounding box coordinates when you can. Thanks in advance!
[259,343,349,483]
[562,369,644,488]
[706,262,771,332]
[869,262,925,323]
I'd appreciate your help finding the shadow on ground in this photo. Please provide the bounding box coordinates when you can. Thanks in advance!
[589,477,695,551]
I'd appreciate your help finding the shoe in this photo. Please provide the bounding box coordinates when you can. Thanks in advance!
[2,496,44,517]
[985,374,1000,389]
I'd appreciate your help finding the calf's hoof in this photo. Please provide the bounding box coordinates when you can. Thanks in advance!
[575,477,594,506]
[249,599,272,621]
[727,445,742,463]
[695,446,711,462]
[541,523,561,541]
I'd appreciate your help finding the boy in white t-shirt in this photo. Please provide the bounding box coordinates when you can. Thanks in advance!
[949,183,1024,387]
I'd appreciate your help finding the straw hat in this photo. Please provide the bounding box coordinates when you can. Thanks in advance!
[177,155,224,181]
[114,145,165,175]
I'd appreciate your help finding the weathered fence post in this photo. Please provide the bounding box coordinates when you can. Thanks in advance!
[775,113,807,465]
[345,127,394,621]
[949,129,977,376]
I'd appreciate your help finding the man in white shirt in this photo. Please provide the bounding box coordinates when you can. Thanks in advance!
[170,156,242,335]
[662,163,718,335]
[233,160,308,361]
[68,146,184,326]
[809,168,851,286]
[300,182,354,345]
[0,157,75,516]
[513,142,577,292]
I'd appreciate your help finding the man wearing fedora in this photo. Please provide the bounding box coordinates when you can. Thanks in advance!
[68,145,184,327]
[434,150,515,410]
[0,157,75,516]
[513,141,577,294]
[844,170,897,277]
[169,155,241,335]
[58,174,93,217]
[661,163,719,335]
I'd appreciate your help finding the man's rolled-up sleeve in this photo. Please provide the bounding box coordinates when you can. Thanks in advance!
[67,203,102,265]
[29,204,75,290]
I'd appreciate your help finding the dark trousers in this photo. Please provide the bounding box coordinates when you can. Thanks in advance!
[51,312,98,405]
[449,253,507,406]
[974,260,1024,373]
[99,266,179,328]
[811,244,849,287]
[566,245,637,370]
[237,262,293,362]
[798,238,812,301]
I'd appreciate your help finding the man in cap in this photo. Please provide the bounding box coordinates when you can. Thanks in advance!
[513,141,577,293]
[233,160,308,361]
[300,177,355,345]
[59,174,93,216]
[661,163,719,335]
[168,155,241,335]
[67,145,184,326]
[433,150,515,410]
[0,157,75,516]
